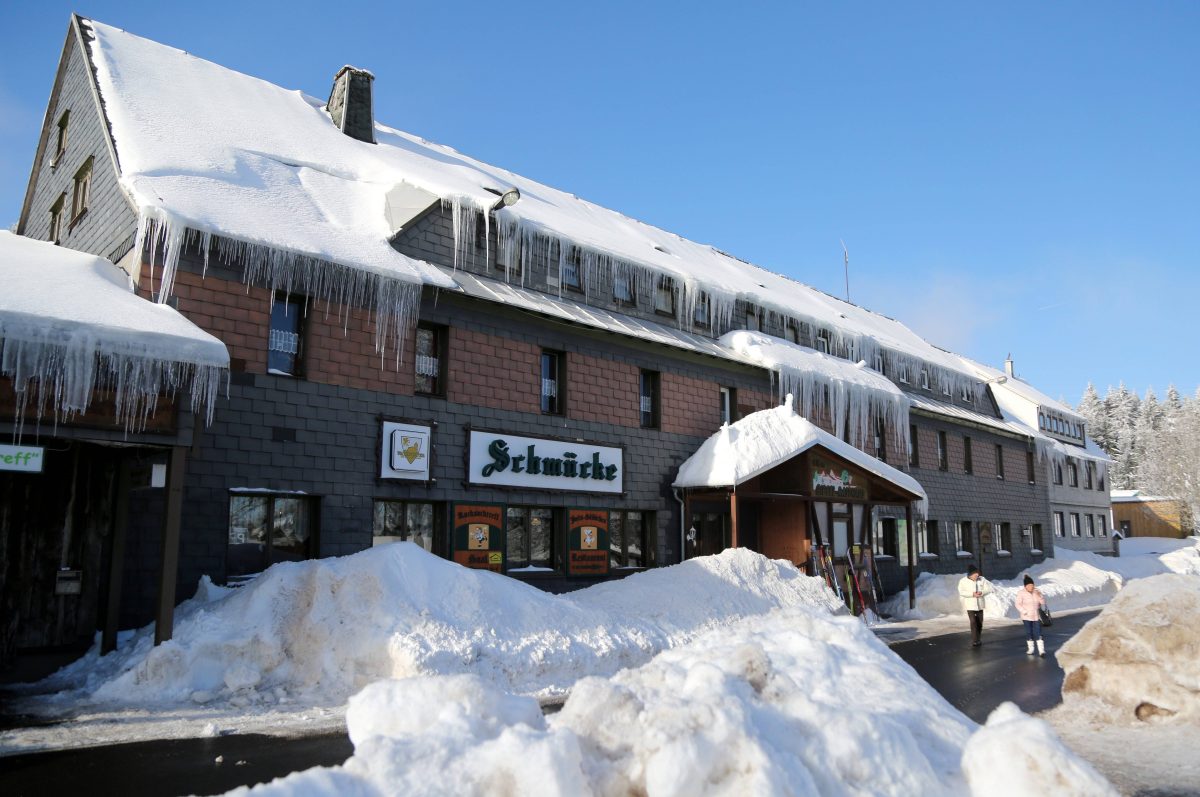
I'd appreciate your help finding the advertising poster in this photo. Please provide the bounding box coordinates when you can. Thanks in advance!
[451,504,504,572]
[568,508,609,576]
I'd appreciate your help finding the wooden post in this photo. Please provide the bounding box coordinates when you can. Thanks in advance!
[101,460,132,654]
[729,490,739,549]
[906,503,916,611]
[154,446,187,646]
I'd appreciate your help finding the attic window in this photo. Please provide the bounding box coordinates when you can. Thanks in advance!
[919,369,930,389]
[960,384,973,404]
[871,353,884,372]
[562,250,582,290]
[52,111,69,166]
[71,157,93,222]
[747,310,761,332]
[654,277,675,316]
[897,362,910,384]
[786,322,800,345]
[48,193,66,245]
[815,329,830,354]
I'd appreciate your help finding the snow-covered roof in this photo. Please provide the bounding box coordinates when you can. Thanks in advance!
[673,395,926,503]
[81,18,982,388]
[908,394,1033,439]
[1110,489,1177,504]
[0,231,228,431]
[958,357,1082,424]
[440,266,752,364]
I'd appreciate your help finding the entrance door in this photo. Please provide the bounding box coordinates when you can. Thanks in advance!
[688,511,729,558]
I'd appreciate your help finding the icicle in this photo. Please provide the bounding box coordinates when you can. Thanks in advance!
[1,335,227,442]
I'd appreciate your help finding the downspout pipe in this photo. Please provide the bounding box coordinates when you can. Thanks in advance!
[673,487,686,565]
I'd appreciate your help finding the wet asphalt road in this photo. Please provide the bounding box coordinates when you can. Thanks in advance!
[889,609,1100,723]
[0,611,1098,796]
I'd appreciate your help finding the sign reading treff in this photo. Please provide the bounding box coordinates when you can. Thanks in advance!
[0,444,44,473]
[468,432,623,494]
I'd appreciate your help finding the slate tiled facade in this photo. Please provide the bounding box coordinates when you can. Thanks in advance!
[9,17,1107,640]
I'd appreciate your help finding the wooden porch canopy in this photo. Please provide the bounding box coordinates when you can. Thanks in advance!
[674,397,927,606]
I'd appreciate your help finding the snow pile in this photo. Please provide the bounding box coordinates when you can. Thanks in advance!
[962,702,1116,797]
[0,231,228,432]
[30,544,841,710]
[674,396,926,508]
[229,608,1111,797]
[881,557,1123,621]
[1057,574,1200,723]
[721,330,910,451]
[1058,537,1200,579]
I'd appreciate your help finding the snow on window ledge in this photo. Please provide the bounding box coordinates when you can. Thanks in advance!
[874,554,896,561]
[1030,548,1044,556]
[956,551,973,559]
[996,550,1012,558]
[918,552,939,560]
[507,566,556,573]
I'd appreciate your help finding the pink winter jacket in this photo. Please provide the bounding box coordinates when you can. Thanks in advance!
[1015,587,1046,621]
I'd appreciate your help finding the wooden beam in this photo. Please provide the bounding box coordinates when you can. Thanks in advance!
[729,491,739,549]
[101,460,132,654]
[154,445,187,646]
[906,503,916,611]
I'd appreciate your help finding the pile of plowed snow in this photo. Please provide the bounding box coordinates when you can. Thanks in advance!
[228,607,1114,797]
[33,544,841,709]
[1058,574,1200,723]
[881,557,1123,620]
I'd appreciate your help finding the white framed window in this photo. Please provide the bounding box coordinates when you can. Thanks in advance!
[693,293,711,327]
[1070,513,1081,537]
[897,362,910,384]
[1054,511,1064,537]
[267,295,305,377]
[719,386,736,425]
[919,369,929,389]
[613,271,634,305]
[654,277,675,316]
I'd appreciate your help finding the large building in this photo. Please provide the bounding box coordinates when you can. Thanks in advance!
[1,16,1109,660]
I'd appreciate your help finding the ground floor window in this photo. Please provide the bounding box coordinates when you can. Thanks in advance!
[955,521,973,554]
[1098,515,1108,537]
[1031,523,1044,551]
[372,500,436,552]
[916,519,940,555]
[1070,513,1081,537]
[228,493,317,580]
[873,518,898,558]
[507,506,556,570]
[609,510,652,568]
[1054,512,1064,537]
[998,522,1012,552]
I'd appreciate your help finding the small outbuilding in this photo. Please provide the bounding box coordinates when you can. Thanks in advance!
[1110,489,1193,540]
[674,396,926,612]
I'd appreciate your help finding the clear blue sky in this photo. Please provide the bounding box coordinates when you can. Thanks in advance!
[2,2,1196,405]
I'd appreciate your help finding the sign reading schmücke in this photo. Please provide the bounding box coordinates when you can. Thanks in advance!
[468,431,623,494]
[0,444,44,473]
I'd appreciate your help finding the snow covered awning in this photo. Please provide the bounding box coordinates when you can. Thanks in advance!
[0,232,228,434]
[720,330,909,452]
[674,396,926,504]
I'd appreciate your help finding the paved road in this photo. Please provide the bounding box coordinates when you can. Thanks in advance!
[889,609,1100,723]
[0,612,1097,795]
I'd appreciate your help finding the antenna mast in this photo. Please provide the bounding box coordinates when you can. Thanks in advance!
[840,239,850,302]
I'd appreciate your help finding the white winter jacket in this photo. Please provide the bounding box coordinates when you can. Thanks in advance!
[957,575,993,612]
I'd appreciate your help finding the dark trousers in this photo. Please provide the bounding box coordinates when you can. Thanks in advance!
[967,610,983,645]
[1023,619,1042,641]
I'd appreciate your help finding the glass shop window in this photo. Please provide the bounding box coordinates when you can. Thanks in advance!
[507,506,556,571]
[227,493,317,582]
[372,500,436,552]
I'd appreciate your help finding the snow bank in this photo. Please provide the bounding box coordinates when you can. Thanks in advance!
[30,544,841,710]
[1057,574,1200,723]
[881,557,1123,621]
[962,703,1116,797]
[230,608,1110,796]
[0,231,228,432]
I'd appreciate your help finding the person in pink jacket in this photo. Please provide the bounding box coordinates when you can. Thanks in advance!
[1015,574,1048,657]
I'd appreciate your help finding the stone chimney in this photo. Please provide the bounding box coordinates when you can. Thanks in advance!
[1004,353,1014,378]
[327,66,376,144]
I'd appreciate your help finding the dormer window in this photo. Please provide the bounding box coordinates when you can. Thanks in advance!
[654,277,675,316]
[897,362,910,384]
[815,329,831,354]
[919,369,930,389]
[562,251,582,290]
[786,322,799,345]
[52,111,69,166]
[693,292,711,327]
[1039,412,1046,430]
[959,384,973,403]
[613,271,634,305]
[746,309,761,332]
[872,353,884,372]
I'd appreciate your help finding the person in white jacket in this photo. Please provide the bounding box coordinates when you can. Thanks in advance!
[957,565,993,647]
[1015,574,1048,657]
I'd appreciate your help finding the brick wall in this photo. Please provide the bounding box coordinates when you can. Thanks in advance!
[448,326,540,414]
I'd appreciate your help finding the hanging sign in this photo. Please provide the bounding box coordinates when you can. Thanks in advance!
[380,422,431,480]
[451,503,504,571]
[568,509,610,576]
[468,431,623,494]
[810,455,868,500]
[0,444,44,473]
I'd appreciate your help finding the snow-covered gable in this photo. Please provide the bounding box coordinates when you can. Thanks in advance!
[721,330,908,451]
[0,232,228,434]
[81,18,983,391]
[673,395,926,505]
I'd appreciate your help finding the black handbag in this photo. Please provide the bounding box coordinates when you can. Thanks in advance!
[1038,605,1052,627]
